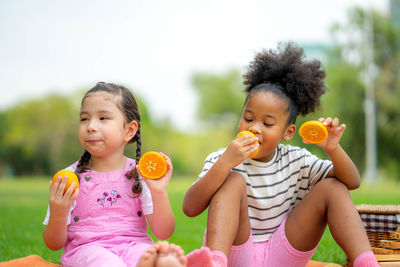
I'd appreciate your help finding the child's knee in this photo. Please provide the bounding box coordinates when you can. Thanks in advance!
[217,172,246,195]
[320,177,347,189]
[314,178,350,200]
[210,173,247,210]
[226,172,247,190]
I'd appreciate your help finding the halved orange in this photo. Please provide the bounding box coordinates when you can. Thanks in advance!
[52,169,79,194]
[138,152,167,179]
[236,130,259,158]
[299,120,328,144]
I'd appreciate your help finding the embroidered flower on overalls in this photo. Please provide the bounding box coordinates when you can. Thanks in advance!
[97,190,121,207]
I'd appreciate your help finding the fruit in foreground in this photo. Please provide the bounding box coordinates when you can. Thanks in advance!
[299,120,328,144]
[236,131,259,158]
[138,152,168,179]
[52,169,79,194]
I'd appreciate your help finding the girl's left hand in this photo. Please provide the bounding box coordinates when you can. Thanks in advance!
[137,152,172,194]
[307,117,346,152]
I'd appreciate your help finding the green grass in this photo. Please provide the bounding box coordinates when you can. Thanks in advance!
[0,177,399,264]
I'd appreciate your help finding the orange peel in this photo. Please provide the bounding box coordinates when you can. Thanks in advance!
[236,130,259,158]
[52,169,79,194]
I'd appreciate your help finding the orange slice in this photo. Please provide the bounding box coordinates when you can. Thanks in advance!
[138,152,167,179]
[299,120,328,144]
[52,169,79,194]
[236,131,259,158]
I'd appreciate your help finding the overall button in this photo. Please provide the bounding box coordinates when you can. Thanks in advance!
[85,175,91,181]
[137,211,142,217]
[74,216,80,222]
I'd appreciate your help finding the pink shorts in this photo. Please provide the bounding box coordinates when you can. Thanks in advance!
[62,240,152,267]
[227,217,317,267]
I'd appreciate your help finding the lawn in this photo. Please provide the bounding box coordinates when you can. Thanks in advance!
[0,177,399,265]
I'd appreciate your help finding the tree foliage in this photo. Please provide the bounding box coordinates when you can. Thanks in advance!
[324,6,400,178]
[1,94,80,175]
[191,69,245,133]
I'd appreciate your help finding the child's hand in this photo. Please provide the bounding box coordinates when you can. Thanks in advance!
[48,176,79,218]
[222,134,259,168]
[313,117,346,152]
[138,152,172,194]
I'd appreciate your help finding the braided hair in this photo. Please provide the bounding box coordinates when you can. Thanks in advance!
[243,42,327,124]
[76,82,143,195]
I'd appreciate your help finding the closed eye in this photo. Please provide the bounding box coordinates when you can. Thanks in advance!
[264,123,273,127]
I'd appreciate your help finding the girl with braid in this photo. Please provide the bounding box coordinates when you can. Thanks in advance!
[43,82,180,267]
[183,43,380,267]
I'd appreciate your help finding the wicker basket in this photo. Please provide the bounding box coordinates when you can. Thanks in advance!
[345,205,400,266]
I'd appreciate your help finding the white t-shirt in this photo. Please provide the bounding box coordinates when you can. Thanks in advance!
[43,165,153,225]
[198,144,333,242]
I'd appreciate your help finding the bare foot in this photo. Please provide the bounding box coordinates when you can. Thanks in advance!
[156,241,187,267]
[137,241,187,267]
[136,244,159,267]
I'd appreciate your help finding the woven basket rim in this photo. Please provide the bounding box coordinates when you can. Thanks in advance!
[356,204,400,214]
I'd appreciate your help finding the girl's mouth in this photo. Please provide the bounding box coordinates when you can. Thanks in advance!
[87,140,101,144]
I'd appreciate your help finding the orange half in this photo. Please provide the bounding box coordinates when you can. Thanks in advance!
[299,120,328,144]
[236,130,259,158]
[52,169,79,194]
[138,152,167,179]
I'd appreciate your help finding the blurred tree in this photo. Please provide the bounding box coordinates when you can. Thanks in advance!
[191,69,245,133]
[0,111,11,175]
[325,6,400,179]
[1,94,80,176]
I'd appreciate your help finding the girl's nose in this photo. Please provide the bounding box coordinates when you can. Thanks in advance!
[249,122,262,134]
[87,119,98,132]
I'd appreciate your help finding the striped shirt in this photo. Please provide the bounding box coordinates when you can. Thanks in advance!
[198,143,333,242]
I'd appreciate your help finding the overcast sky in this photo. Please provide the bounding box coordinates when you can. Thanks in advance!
[0,0,387,131]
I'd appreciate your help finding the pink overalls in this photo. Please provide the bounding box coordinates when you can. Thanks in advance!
[61,158,153,267]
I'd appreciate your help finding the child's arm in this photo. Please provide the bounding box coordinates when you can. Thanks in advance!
[183,134,259,217]
[317,117,360,190]
[43,177,78,250]
[142,153,175,240]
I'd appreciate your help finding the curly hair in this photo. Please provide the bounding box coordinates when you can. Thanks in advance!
[243,42,327,124]
[75,82,143,196]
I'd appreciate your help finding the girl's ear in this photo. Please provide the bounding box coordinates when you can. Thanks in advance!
[124,120,138,143]
[283,124,296,141]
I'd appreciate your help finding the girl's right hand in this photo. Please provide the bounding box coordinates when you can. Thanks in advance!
[48,176,79,218]
[221,134,259,169]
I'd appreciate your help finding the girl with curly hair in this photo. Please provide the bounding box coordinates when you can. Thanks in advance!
[183,43,379,267]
